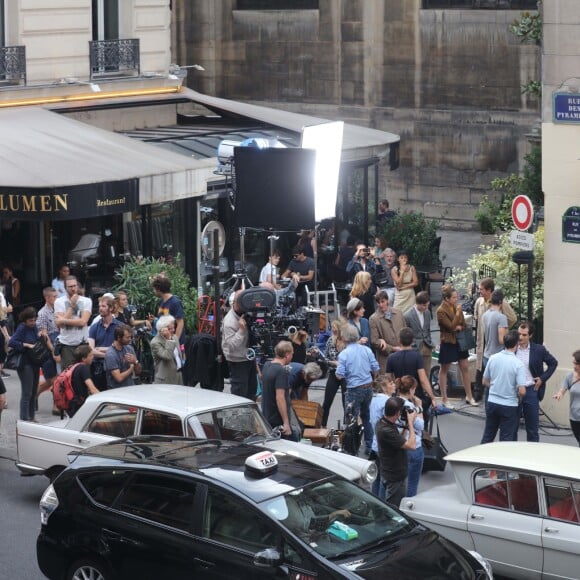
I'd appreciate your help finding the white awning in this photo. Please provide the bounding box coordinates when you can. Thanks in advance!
[0,107,215,205]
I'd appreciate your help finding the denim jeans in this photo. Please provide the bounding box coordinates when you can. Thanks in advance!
[406,446,424,497]
[372,457,386,500]
[18,363,39,421]
[481,401,519,443]
[518,386,540,442]
[345,385,373,452]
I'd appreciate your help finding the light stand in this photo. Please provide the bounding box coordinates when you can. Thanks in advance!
[212,228,224,391]
[267,233,279,285]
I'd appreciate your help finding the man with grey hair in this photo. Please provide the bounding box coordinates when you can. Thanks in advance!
[288,361,323,400]
[336,323,380,455]
[378,248,397,304]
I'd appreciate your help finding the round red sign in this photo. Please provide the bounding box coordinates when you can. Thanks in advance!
[511,195,534,231]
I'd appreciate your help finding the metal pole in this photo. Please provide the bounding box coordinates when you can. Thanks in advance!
[213,228,224,392]
[526,255,534,323]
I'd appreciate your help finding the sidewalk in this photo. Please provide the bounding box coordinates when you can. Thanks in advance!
[0,229,488,460]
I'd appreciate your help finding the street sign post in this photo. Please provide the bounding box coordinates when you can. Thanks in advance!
[511,195,534,231]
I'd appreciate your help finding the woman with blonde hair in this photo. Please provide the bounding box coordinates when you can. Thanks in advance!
[321,319,347,427]
[350,270,376,316]
[436,284,477,408]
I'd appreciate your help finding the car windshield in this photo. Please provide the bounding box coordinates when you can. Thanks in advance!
[262,478,413,558]
[187,405,272,442]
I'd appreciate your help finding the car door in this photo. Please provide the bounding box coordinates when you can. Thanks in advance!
[104,470,199,578]
[541,478,580,580]
[194,485,325,580]
[468,469,543,579]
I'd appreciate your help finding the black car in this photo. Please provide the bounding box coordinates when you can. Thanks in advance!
[37,437,493,580]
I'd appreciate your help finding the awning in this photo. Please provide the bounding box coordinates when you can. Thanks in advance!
[0,107,215,220]
[181,88,399,162]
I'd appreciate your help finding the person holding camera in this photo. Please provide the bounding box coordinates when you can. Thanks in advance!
[221,290,257,400]
[375,396,417,507]
[345,243,377,283]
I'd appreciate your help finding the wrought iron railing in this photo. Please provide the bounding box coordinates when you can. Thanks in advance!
[89,38,140,79]
[0,45,26,85]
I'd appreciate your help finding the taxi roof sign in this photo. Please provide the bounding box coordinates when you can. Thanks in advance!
[245,451,279,478]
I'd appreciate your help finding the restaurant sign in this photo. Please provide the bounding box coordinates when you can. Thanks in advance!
[0,179,138,221]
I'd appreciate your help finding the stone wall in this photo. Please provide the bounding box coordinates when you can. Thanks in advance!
[173,0,540,229]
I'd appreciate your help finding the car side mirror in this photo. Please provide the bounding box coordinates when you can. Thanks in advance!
[254,547,283,569]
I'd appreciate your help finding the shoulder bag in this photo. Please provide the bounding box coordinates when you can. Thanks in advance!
[4,348,22,370]
[456,328,475,351]
[28,338,52,366]
[422,414,448,473]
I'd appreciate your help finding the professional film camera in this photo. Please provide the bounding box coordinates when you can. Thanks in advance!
[236,287,322,361]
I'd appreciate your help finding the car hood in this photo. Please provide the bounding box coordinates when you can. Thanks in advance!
[338,528,483,579]
[263,439,373,483]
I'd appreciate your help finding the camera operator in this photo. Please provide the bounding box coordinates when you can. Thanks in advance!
[345,243,376,282]
[221,290,257,400]
[375,396,417,507]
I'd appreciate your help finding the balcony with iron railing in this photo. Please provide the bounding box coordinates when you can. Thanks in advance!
[0,45,26,86]
[89,38,140,79]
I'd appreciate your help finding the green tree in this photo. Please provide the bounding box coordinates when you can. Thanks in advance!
[113,254,197,333]
[378,212,440,266]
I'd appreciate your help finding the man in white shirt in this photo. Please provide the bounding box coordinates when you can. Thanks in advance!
[259,250,281,286]
[55,276,92,369]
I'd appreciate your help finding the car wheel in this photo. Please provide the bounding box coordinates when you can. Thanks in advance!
[67,556,111,580]
[45,466,65,483]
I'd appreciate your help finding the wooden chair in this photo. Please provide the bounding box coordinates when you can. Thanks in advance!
[426,264,453,307]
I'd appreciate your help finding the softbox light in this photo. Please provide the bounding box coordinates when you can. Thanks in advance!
[301,121,344,222]
[233,147,316,230]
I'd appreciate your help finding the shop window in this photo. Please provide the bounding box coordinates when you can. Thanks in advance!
[237,0,318,9]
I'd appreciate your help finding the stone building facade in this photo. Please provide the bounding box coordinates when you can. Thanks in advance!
[173,0,540,229]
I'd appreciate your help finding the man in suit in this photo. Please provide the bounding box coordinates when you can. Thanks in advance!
[515,320,558,442]
[403,291,433,375]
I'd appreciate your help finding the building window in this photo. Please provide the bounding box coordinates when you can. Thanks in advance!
[423,0,537,8]
[92,0,119,40]
[0,0,5,46]
[237,0,319,9]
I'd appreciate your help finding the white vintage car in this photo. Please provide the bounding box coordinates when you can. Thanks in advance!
[400,442,580,580]
[16,384,376,485]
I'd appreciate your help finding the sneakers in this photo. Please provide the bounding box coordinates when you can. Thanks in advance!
[442,400,455,410]
[468,398,480,407]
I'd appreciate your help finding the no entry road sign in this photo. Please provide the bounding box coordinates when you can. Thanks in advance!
[511,195,534,231]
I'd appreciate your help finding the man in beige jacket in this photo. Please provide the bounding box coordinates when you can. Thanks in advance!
[369,290,406,371]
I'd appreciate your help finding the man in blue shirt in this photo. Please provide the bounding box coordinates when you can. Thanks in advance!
[88,295,119,390]
[152,276,185,344]
[336,324,380,455]
[481,330,527,443]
